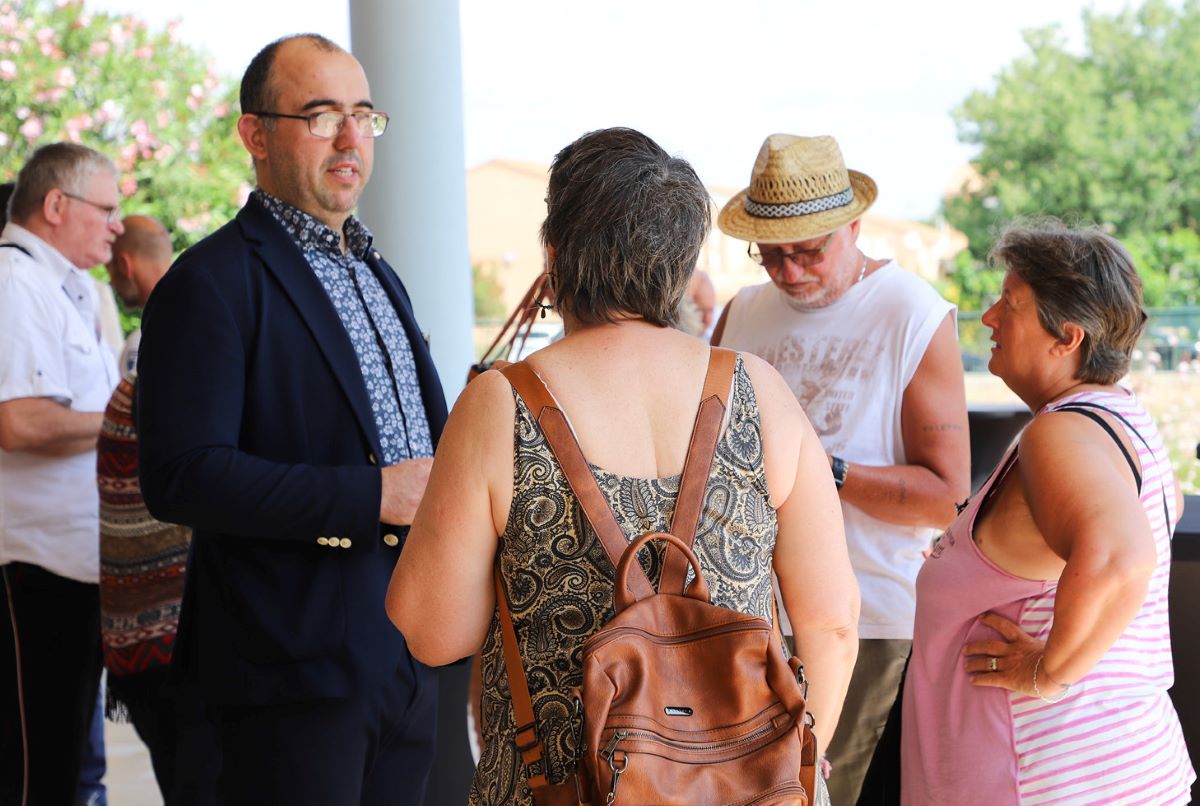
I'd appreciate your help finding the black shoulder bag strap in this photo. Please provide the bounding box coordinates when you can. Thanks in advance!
[0,242,33,257]
[1053,401,1171,531]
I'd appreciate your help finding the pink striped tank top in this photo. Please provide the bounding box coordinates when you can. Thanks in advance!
[901,390,1195,804]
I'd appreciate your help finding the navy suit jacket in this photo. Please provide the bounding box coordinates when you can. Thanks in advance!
[137,195,448,707]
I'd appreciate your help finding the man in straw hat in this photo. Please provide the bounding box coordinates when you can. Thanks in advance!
[713,134,970,804]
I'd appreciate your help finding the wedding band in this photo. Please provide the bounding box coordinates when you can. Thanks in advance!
[988,657,998,672]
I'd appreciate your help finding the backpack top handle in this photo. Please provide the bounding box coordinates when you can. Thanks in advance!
[613,530,711,614]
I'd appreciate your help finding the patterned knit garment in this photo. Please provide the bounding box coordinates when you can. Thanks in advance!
[97,377,191,689]
[469,356,780,806]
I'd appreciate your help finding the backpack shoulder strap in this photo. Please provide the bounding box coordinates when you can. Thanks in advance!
[659,347,737,595]
[493,564,554,792]
[500,360,656,601]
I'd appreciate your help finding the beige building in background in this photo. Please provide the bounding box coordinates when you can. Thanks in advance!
[467,160,968,318]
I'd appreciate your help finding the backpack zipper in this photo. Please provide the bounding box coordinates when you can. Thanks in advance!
[584,619,766,655]
[598,720,784,804]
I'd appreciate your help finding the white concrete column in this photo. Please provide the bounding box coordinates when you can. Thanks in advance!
[350,0,473,408]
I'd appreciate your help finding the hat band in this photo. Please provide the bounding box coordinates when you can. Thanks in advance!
[743,187,854,219]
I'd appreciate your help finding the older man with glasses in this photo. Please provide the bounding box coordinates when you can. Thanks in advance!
[0,143,122,804]
[136,34,447,804]
[713,134,971,805]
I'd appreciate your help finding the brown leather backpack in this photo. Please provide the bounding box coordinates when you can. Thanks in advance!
[497,349,821,806]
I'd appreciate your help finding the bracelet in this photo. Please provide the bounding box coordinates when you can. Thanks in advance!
[1032,654,1071,703]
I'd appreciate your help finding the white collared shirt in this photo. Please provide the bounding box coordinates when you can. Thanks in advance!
[0,222,118,583]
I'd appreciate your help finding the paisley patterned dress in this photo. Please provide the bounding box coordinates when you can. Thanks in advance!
[469,355,780,805]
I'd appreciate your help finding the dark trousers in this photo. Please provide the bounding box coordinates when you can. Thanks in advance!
[213,659,437,806]
[1,562,103,806]
[122,678,220,806]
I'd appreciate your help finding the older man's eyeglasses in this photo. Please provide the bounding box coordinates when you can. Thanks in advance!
[252,110,390,139]
[61,191,121,225]
[747,233,835,268]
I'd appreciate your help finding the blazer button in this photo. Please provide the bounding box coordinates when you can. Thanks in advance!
[317,536,329,546]
[368,453,378,466]
[339,537,352,549]
[383,533,399,547]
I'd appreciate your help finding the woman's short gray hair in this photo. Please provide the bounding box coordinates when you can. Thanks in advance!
[541,128,711,328]
[991,219,1148,384]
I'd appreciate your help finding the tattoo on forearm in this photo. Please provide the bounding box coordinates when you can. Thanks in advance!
[922,423,964,433]
[898,477,907,505]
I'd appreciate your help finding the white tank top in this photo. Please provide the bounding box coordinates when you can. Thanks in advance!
[721,261,954,639]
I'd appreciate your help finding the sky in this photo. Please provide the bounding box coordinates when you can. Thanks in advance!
[86,0,1138,220]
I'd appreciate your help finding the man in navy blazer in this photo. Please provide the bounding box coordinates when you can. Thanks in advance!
[137,34,448,805]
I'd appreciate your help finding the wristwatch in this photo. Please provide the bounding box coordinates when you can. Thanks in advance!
[831,456,848,490]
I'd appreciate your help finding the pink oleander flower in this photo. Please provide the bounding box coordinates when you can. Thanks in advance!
[95,98,121,125]
[0,59,15,80]
[130,118,155,147]
[64,113,92,143]
[19,116,43,140]
[156,110,170,128]
[90,41,109,56]
[35,26,52,43]
[151,79,168,99]
[135,45,152,59]
[0,132,9,147]
[214,103,228,118]
[55,65,75,87]
[176,215,202,234]
[119,176,137,197]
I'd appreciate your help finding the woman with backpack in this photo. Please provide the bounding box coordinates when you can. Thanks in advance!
[388,127,860,805]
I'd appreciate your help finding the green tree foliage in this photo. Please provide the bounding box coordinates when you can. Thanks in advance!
[0,0,249,259]
[472,262,507,322]
[944,0,1200,309]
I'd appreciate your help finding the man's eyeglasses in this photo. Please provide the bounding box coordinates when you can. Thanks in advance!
[61,191,121,225]
[747,233,834,269]
[252,110,389,139]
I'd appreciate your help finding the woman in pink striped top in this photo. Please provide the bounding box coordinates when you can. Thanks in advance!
[902,221,1195,804]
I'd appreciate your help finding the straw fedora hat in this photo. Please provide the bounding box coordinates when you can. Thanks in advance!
[718,134,878,244]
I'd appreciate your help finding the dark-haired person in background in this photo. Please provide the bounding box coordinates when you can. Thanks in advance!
[1,145,121,804]
[902,221,1194,804]
[136,34,447,804]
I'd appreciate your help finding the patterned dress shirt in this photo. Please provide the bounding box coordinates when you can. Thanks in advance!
[256,190,433,464]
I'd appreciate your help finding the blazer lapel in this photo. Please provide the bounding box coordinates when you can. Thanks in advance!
[236,199,383,457]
